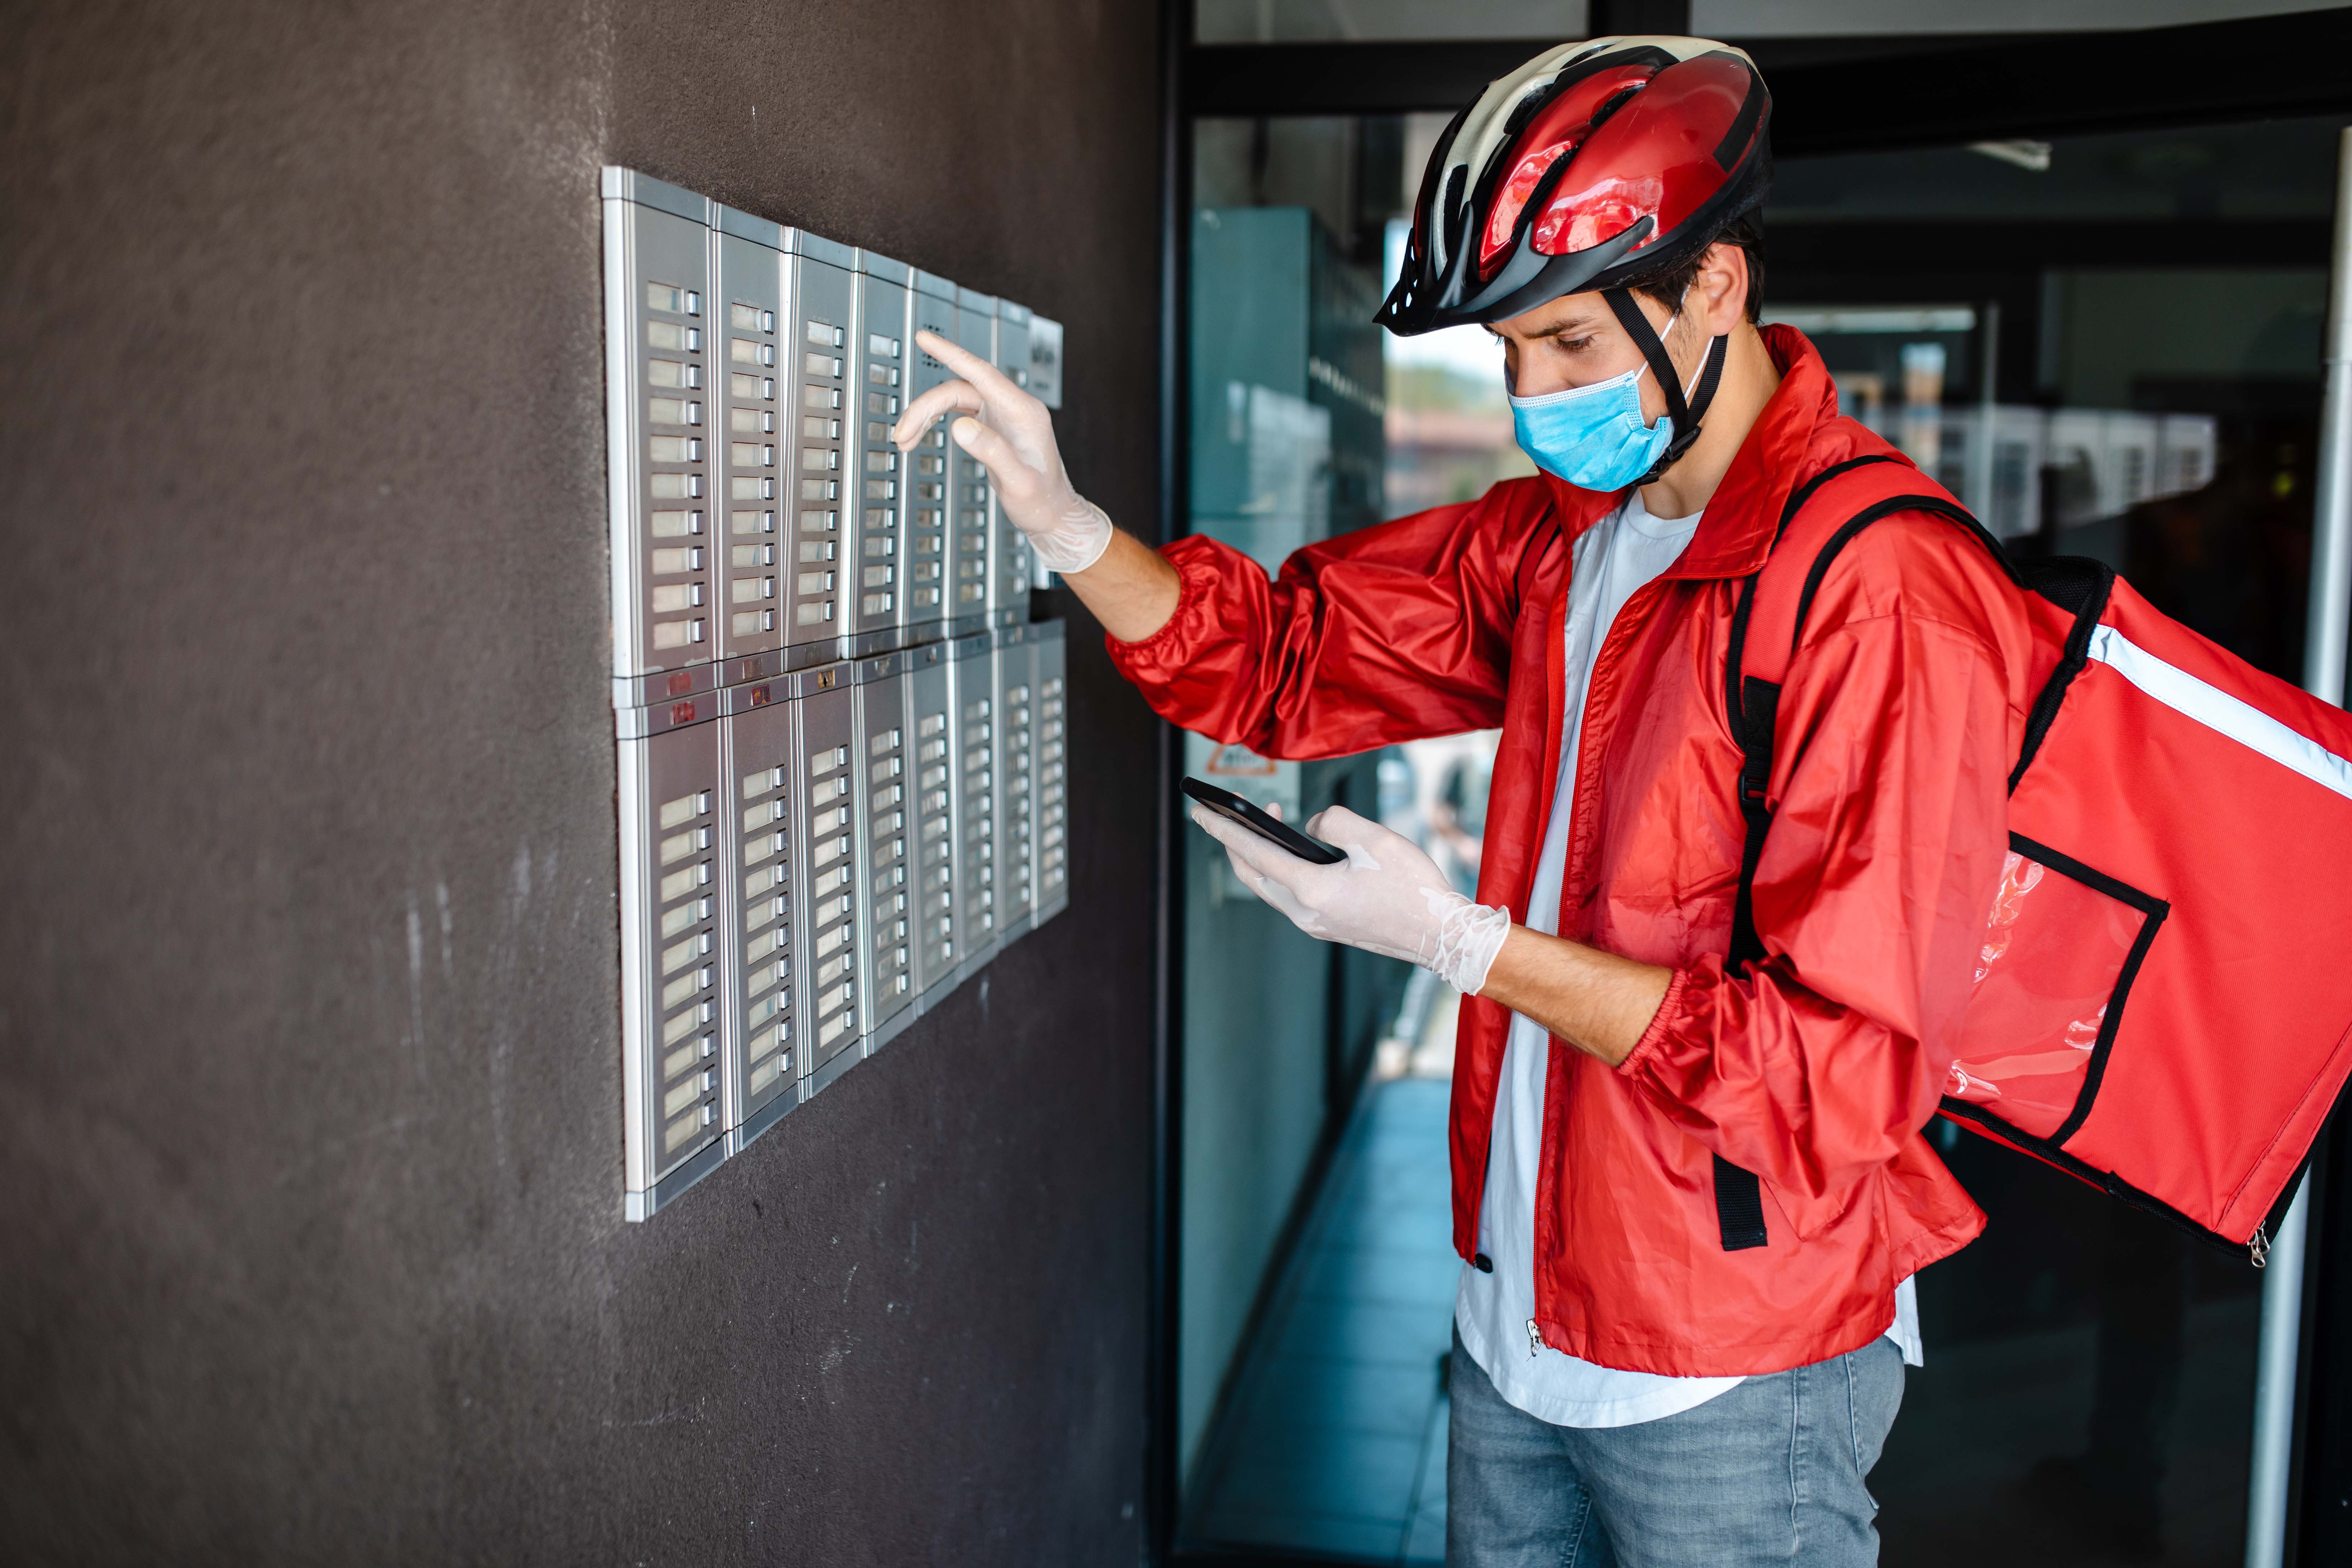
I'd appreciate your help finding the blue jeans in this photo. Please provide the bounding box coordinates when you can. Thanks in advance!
[1447,1328,1904,1567]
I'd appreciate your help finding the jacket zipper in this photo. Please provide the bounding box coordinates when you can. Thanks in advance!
[1523,564,1670,1369]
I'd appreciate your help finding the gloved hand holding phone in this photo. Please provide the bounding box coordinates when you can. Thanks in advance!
[1190,801,1513,996]
[891,329,1114,575]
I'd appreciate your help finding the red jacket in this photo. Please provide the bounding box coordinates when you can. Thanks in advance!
[1109,328,2053,1377]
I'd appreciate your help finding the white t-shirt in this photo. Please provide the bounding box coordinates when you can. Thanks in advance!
[1454,490,1922,1429]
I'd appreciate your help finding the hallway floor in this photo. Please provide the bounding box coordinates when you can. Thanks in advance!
[1182,1073,1457,1564]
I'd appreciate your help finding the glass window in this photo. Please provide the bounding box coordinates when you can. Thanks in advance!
[1176,85,2338,1567]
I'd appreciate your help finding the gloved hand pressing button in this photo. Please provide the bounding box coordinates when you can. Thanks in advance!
[892,330,1114,575]
[1190,802,1513,996]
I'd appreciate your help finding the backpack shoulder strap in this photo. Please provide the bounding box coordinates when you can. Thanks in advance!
[1702,453,1904,1253]
[1722,452,1913,973]
[1710,450,1977,1254]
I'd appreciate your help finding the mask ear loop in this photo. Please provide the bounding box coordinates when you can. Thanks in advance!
[1603,286,1728,487]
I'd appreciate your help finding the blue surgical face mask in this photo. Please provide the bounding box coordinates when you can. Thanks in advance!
[1508,361,1672,491]
[1506,291,1704,491]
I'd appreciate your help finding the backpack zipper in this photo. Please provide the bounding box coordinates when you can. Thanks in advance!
[1527,1317,1543,1358]
[2251,1225,2270,1269]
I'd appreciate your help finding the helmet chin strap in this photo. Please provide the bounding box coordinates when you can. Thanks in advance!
[1603,287,1727,487]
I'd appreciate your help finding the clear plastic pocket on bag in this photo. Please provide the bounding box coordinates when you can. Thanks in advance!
[1943,834,2170,1144]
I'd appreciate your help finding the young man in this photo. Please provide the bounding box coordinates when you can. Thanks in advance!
[900,35,2025,1567]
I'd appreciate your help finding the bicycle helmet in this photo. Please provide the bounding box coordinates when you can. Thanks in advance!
[1377,35,1771,337]
[1377,35,1771,485]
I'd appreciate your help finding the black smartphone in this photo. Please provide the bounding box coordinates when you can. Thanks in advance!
[1181,777,1348,866]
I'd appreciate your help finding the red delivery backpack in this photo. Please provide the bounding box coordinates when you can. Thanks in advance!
[1726,451,2352,1266]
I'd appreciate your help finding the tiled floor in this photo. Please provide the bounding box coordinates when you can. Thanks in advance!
[1183,1074,1458,1564]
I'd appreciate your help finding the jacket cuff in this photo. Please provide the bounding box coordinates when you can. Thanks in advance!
[1103,543,1215,669]
[1614,965,1692,1078]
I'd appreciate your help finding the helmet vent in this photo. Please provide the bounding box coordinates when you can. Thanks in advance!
[1585,83,1643,136]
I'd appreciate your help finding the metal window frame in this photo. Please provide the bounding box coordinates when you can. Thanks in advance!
[1182,13,2352,143]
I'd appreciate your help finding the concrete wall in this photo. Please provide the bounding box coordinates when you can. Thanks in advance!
[0,1,1163,1562]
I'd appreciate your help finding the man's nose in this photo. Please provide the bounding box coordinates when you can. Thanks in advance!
[1506,359,1573,399]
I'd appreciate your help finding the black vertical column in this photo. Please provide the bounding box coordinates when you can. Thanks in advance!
[1148,5,1192,1561]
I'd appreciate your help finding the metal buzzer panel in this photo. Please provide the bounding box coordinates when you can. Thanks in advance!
[905,277,957,638]
[949,293,998,634]
[951,630,1000,974]
[714,221,784,662]
[1027,315,1065,411]
[619,713,724,1219]
[991,302,1033,624]
[850,263,909,656]
[794,678,862,1081]
[1034,621,1070,920]
[721,688,798,1150]
[855,655,916,1045]
[603,185,714,682]
[785,249,853,661]
[908,641,958,998]
[994,625,1038,941]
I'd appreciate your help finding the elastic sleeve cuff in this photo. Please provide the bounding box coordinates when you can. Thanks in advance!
[1104,544,1217,666]
[1614,966,1692,1078]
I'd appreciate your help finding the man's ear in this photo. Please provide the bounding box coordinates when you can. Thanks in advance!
[1700,241,1749,335]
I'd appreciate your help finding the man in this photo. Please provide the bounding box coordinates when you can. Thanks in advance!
[900,35,2023,1567]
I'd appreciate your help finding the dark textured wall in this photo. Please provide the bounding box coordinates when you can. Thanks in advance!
[0,2,1163,1562]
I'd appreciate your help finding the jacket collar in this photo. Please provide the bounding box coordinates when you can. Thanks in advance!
[1538,324,1839,583]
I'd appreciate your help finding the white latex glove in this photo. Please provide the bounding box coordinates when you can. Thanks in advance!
[1191,802,1513,996]
[891,329,1114,574]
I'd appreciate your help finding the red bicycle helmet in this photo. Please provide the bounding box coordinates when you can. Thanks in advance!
[1376,36,1771,337]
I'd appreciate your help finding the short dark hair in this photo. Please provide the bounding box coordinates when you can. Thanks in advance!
[1615,212,1767,324]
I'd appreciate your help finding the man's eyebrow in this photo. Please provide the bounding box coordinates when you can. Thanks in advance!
[1529,313,1602,339]
[1489,313,1602,341]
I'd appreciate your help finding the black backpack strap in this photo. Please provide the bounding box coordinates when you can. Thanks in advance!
[1725,456,1939,971]
[1713,1155,1770,1250]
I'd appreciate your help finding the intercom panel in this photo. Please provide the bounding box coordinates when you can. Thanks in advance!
[907,640,959,1000]
[950,629,1000,977]
[992,302,1034,624]
[854,655,917,1046]
[905,274,957,639]
[850,257,910,656]
[994,624,1039,941]
[603,174,716,693]
[793,675,862,1083]
[713,214,785,663]
[719,683,799,1152]
[604,168,1073,1217]
[618,707,725,1218]
[1034,620,1069,921]
[949,291,997,635]
[782,239,855,664]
